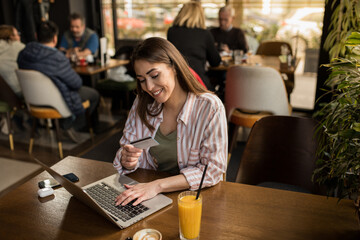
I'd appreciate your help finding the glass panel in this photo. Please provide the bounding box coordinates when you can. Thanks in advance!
[101,0,115,55]
[100,0,325,111]
[237,1,325,110]
[113,0,225,40]
[101,0,325,53]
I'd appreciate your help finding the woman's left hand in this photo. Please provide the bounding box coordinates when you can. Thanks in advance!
[115,181,161,206]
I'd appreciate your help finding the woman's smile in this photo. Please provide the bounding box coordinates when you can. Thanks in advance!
[152,88,163,97]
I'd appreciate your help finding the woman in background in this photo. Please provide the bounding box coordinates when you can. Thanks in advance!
[0,25,25,96]
[167,1,221,91]
[113,37,227,206]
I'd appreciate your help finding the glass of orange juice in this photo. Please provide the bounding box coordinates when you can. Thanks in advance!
[178,191,202,240]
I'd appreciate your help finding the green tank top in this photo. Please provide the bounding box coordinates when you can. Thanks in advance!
[149,129,179,175]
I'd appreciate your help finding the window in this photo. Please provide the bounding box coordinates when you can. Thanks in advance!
[101,0,225,55]
[100,0,325,110]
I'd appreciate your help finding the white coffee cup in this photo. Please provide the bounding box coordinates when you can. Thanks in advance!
[133,228,162,240]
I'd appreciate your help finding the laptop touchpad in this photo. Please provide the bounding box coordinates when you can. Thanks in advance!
[118,175,138,186]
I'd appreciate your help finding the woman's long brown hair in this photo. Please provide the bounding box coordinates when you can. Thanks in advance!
[131,37,209,131]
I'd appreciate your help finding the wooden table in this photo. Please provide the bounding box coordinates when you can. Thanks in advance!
[210,55,298,74]
[73,59,129,87]
[0,156,359,239]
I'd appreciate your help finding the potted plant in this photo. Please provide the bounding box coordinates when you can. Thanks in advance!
[313,32,360,219]
[323,0,360,60]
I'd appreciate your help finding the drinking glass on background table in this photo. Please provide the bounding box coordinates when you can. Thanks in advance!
[246,50,253,64]
[70,50,77,64]
[178,191,203,240]
[234,49,244,65]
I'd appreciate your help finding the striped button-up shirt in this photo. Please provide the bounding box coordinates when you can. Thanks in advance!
[113,92,228,190]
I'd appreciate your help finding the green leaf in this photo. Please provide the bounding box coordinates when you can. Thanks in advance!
[337,81,349,89]
[353,122,360,132]
[347,32,360,40]
[338,129,356,138]
[338,97,349,105]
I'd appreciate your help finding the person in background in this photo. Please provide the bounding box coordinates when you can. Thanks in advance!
[210,5,248,54]
[0,25,25,96]
[59,12,99,59]
[18,21,99,143]
[167,1,221,91]
[113,37,227,206]
[0,25,26,134]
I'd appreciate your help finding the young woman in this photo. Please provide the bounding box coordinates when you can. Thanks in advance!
[167,1,221,91]
[113,37,227,206]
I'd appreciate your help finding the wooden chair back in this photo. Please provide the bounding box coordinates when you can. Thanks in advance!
[256,40,293,56]
[236,116,320,194]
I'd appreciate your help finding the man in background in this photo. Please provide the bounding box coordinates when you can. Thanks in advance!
[59,12,99,59]
[210,5,248,54]
[18,21,99,143]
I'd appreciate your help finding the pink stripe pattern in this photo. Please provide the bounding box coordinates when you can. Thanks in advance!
[113,92,228,190]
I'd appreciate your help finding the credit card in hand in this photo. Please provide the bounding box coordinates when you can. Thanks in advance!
[130,136,159,149]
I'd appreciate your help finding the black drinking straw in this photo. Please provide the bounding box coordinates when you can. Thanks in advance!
[196,164,208,200]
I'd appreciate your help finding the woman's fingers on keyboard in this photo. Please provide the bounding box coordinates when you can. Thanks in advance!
[115,185,137,206]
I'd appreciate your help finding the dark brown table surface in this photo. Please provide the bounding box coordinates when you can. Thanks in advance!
[73,59,129,75]
[211,55,299,75]
[73,59,129,87]
[0,156,359,239]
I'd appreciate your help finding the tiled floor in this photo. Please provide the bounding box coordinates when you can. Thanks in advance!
[290,72,317,110]
[0,157,41,197]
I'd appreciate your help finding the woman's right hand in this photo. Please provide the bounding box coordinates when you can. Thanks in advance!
[120,144,143,170]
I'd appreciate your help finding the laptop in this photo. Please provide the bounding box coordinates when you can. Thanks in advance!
[33,158,173,229]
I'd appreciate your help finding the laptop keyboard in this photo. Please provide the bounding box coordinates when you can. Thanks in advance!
[85,182,149,222]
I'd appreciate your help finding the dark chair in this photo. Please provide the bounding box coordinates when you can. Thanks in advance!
[0,75,24,150]
[96,45,137,111]
[256,41,293,56]
[256,40,295,97]
[235,115,320,194]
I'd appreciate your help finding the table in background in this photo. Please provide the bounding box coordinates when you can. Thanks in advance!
[73,59,129,87]
[210,55,299,75]
[0,156,359,239]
